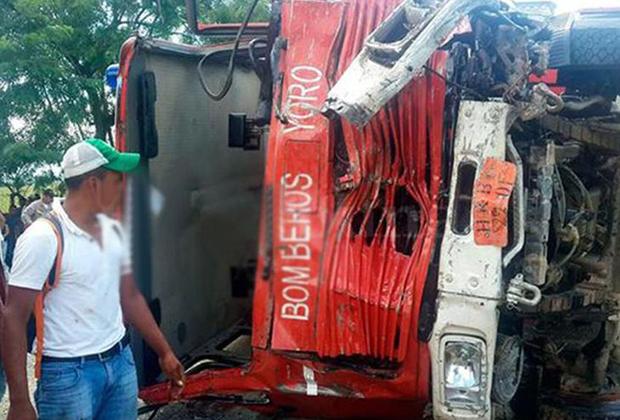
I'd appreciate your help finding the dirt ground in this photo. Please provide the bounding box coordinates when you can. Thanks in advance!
[139,403,269,420]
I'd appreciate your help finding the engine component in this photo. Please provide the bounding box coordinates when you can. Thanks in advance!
[504,136,525,267]
[523,142,555,286]
[549,9,620,96]
[519,83,564,121]
[540,114,620,154]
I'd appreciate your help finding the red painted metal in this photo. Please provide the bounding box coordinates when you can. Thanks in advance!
[265,0,343,351]
[314,0,446,363]
[136,0,449,416]
[140,350,428,419]
[530,69,566,95]
[530,69,558,85]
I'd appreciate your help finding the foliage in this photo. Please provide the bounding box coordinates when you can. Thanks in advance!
[0,0,269,194]
[202,0,270,23]
[0,0,189,192]
[0,0,188,142]
[0,140,58,197]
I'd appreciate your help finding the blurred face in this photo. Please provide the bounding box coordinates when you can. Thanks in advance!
[86,170,124,215]
[42,195,54,205]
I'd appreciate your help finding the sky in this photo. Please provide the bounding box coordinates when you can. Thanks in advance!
[554,0,620,12]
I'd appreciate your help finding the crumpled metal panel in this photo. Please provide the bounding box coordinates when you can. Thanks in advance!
[254,0,448,360]
[313,0,448,360]
[323,0,497,127]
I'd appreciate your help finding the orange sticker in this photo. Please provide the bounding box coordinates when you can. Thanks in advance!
[473,158,517,247]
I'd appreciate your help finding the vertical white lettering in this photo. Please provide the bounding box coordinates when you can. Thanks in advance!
[291,66,323,83]
[283,65,323,134]
[279,172,315,322]
[283,285,310,303]
[281,303,309,320]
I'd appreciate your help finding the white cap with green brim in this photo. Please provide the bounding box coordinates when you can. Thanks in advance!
[62,138,140,180]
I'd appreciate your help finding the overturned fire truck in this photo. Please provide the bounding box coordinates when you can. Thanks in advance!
[115,0,620,418]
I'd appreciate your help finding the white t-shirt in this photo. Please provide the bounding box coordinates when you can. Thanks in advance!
[9,201,130,357]
[0,230,7,279]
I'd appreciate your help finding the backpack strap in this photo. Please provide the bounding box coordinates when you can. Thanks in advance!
[33,211,64,379]
[42,212,64,288]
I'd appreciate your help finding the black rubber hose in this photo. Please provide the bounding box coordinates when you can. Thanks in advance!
[197,0,261,101]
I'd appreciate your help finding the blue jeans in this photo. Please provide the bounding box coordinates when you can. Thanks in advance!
[35,346,138,420]
[0,360,6,401]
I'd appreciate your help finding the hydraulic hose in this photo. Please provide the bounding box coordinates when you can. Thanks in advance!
[197,0,261,101]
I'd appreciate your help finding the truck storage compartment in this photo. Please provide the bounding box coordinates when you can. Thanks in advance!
[119,38,264,385]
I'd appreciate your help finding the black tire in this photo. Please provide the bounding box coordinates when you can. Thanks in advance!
[549,10,620,96]
[571,28,620,67]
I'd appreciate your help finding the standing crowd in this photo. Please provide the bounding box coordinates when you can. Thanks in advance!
[1,190,55,270]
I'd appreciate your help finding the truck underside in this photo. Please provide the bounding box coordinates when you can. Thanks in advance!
[116,1,620,418]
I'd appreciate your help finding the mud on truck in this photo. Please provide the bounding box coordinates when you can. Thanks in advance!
[114,0,620,418]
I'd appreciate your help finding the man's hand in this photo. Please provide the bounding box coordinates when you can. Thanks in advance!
[121,274,186,399]
[8,400,37,420]
[158,351,185,399]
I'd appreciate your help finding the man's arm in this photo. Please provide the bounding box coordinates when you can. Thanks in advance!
[2,222,56,420]
[1,287,38,420]
[120,274,185,396]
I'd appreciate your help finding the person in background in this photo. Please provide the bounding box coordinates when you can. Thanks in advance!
[0,213,8,263]
[5,199,25,268]
[0,212,7,402]
[21,189,54,228]
[2,139,185,420]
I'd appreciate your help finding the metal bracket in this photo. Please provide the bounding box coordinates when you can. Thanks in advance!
[504,135,525,267]
[506,274,542,309]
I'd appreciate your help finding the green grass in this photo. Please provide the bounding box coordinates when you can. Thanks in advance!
[0,187,33,213]
[0,187,10,213]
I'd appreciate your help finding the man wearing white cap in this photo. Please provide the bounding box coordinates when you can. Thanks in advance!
[1,139,184,420]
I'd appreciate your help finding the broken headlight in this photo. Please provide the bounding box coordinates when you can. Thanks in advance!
[443,338,487,410]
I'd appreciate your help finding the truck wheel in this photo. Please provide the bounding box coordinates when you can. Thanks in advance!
[571,28,620,66]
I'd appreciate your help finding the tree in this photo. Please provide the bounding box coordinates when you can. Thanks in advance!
[0,0,189,195]
[0,141,57,198]
[201,0,270,23]
[0,0,188,146]
[0,0,269,195]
